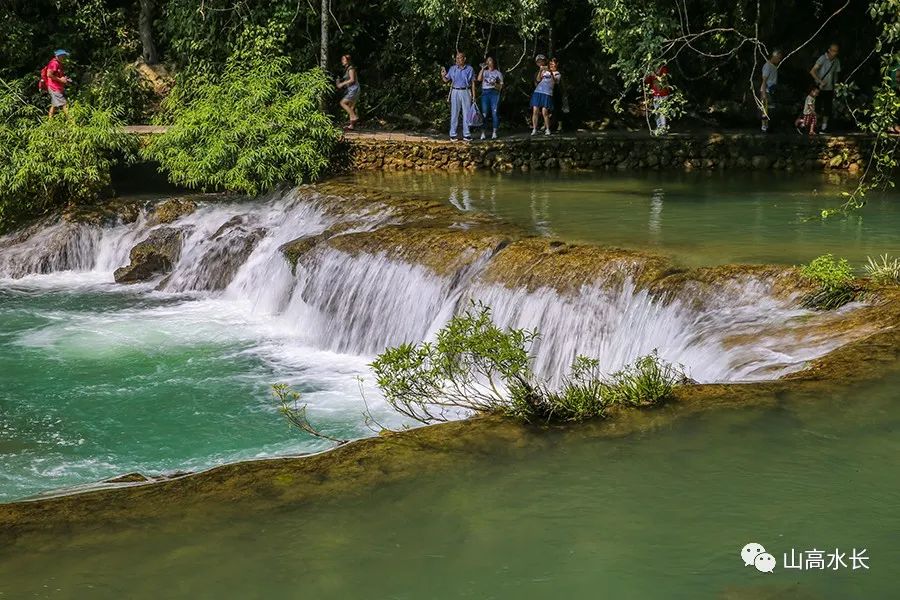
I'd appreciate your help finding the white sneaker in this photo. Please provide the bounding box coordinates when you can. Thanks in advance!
[544,128,551,136]
[531,128,537,136]
[491,130,497,139]
[480,131,486,140]
[761,124,768,132]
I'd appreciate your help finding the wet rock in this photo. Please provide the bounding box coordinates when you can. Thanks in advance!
[480,238,679,294]
[173,224,265,291]
[104,472,151,484]
[281,233,330,270]
[319,224,515,277]
[63,199,143,227]
[148,198,197,225]
[114,227,184,283]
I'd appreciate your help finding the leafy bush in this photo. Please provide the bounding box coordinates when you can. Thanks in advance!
[864,254,900,285]
[371,305,541,422]
[370,304,687,424]
[799,254,861,310]
[0,86,137,232]
[272,383,347,445]
[77,61,157,124]
[143,53,341,195]
[604,351,686,406]
[538,357,608,422]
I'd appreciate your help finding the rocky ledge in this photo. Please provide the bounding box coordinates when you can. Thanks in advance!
[341,132,874,173]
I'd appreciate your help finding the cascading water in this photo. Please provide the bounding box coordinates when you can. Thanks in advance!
[0,184,867,499]
[0,186,859,384]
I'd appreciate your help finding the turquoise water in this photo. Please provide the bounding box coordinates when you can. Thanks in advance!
[1,375,898,598]
[0,276,396,501]
[1,172,897,504]
[348,171,900,267]
[0,172,898,597]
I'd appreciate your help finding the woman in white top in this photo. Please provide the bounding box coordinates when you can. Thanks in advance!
[477,57,503,139]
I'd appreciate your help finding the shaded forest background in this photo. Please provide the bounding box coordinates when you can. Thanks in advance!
[0,0,891,130]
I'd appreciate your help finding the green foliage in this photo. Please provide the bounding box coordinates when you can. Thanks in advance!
[77,61,156,123]
[272,384,348,445]
[371,304,540,422]
[538,357,607,422]
[143,51,341,194]
[799,254,861,310]
[824,0,899,217]
[399,0,549,36]
[604,351,685,407]
[371,304,687,424]
[864,254,900,285]
[0,85,137,232]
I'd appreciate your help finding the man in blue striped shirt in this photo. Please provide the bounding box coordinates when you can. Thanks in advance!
[441,52,476,141]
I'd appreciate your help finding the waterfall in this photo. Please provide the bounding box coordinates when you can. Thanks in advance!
[0,221,101,277]
[0,186,860,384]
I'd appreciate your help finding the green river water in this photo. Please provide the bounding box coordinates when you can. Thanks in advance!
[1,171,898,598]
[349,171,900,267]
[1,376,898,598]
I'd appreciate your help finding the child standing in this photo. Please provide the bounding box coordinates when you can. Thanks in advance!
[644,64,671,135]
[795,86,819,136]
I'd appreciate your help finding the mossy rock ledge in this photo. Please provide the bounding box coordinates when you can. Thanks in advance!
[113,226,185,283]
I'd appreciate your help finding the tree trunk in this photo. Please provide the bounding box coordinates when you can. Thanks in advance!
[320,0,330,69]
[319,0,330,111]
[139,0,158,65]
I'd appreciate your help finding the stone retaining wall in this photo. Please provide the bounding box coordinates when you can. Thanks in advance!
[341,133,874,173]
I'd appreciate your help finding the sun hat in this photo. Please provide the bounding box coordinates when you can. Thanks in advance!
[54,49,70,57]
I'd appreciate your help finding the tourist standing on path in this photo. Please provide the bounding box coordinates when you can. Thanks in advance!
[795,86,820,136]
[549,58,568,133]
[644,64,671,135]
[810,43,841,133]
[43,49,71,119]
[336,54,360,130]
[477,57,503,140]
[759,50,782,132]
[441,52,476,141]
[530,55,559,136]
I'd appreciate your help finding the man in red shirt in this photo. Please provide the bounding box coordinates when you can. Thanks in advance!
[44,50,72,118]
[644,65,671,135]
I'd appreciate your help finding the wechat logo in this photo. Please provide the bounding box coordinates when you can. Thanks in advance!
[741,542,776,573]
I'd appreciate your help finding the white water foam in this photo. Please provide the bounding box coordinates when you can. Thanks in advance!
[0,186,857,385]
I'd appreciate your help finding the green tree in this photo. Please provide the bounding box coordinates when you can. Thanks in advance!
[0,84,137,233]
[143,43,341,194]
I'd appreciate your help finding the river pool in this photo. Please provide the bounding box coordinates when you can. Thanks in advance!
[0,172,898,598]
[1,374,898,598]
[348,170,900,267]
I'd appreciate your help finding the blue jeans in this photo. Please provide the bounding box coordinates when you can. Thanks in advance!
[480,89,500,130]
[449,89,471,138]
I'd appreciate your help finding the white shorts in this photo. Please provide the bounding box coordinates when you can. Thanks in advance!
[50,91,67,107]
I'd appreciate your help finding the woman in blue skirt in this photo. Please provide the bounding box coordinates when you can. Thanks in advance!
[531,54,560,136]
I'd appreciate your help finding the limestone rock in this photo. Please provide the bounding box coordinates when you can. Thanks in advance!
[104,472,151,484]
[148,198,197,225]
[114,227,184,283]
